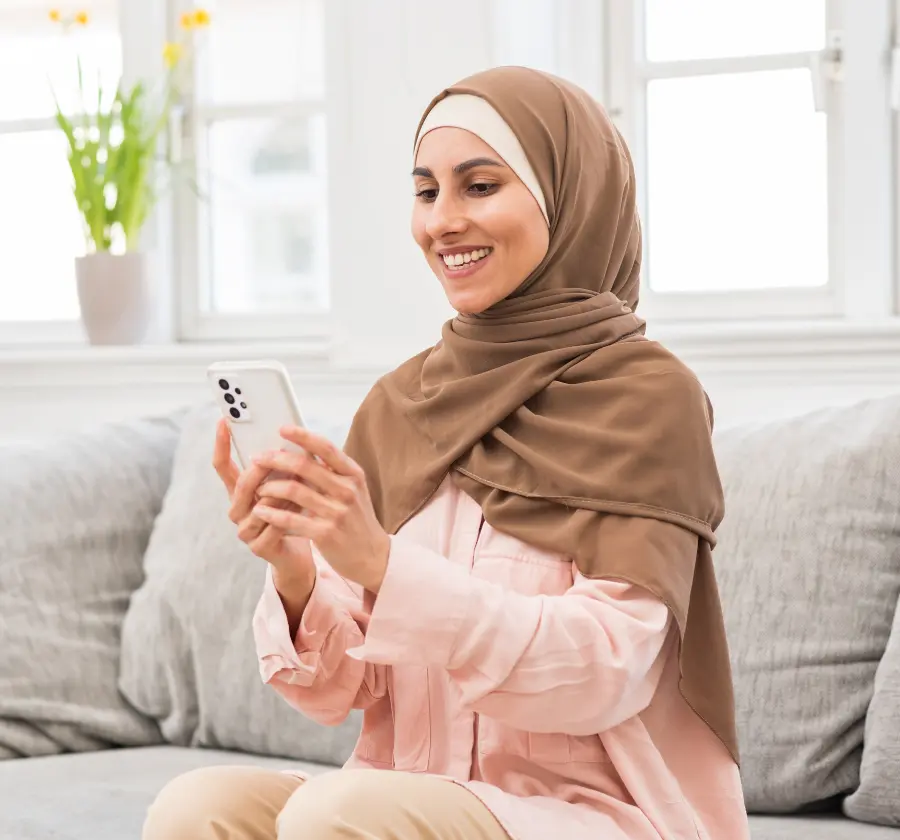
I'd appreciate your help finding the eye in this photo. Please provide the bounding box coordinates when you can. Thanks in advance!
[414,188,438,202]
[468,182,498,196]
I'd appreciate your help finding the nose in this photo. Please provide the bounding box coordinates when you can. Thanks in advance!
[425,189,468,242]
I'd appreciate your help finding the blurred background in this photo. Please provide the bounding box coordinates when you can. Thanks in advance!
[0,0,895,441]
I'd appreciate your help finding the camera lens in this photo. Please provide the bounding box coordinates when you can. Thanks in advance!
[229,407,240,419]
[218,379,229,390]
[240,402,247,409]
[234,388,242,395]
[224,393,235,404]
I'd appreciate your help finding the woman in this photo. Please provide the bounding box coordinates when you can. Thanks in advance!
[144,67,749,840]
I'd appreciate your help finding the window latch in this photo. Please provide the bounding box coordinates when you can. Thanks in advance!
[809,30,843,113]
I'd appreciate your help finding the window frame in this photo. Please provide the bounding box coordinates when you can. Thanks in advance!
[0,0,173,346]
[169,0,334,343]
[0,111,83,344]
[604,0,895,324]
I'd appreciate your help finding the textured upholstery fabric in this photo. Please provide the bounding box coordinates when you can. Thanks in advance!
[712,396,900,812]
[845,592,900,826]
[0,746,320,840]
[0,749,894,840]
[118,403,360,765]
[0,415,182,759]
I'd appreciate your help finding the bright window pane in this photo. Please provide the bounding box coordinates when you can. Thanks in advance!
[646,70,828,293]
[200,114,329,313]
[199,0,325,105]
[644,0,825,62]
[0,132,83,320]
[0,1,120,120]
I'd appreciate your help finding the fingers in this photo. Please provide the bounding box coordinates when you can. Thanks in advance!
[229,461,273,524]
[248,521,285,558]
[252,448,355,502]
[212,419,240,496]
[256,480,342,518]
[278,426,364,481]
[253,504,321,540]
[236,512,268,544]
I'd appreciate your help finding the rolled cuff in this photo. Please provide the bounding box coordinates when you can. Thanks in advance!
[346,535,470,667]
[254,566,335,686]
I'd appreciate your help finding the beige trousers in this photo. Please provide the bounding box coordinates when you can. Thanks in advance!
[142,765,511,840]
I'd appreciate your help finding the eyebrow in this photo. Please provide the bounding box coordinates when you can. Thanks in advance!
[411,157,505,178]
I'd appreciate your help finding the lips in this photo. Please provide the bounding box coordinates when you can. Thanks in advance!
[440,247,494,270]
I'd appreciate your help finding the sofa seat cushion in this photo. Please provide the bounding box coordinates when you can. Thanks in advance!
[1,747,897,840]
[0,746,330,840]
[750,815,900,839]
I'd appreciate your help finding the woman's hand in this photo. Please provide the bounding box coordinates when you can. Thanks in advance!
[250,425,391,594]
[212,419,316,603]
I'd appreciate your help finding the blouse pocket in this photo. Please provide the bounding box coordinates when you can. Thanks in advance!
[474,525,573,596]
[357,699,395,768]
[481,719,611,766]
[389,664,431,772]
[528,731,612,764]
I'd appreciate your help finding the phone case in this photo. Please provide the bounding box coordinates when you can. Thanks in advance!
[206,360,306,469]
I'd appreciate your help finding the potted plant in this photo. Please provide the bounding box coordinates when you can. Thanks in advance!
[48,7,210,344]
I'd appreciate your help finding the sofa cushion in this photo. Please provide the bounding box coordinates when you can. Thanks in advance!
[118,403,359,765]
[0,415,182,760]
[712,395,900,812]
[749,815,900,839]
[0,746,325,840]
[0,749,896,840]
[844,591,900,826]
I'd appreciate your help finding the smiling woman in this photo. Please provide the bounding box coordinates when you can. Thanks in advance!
[148,65,748,840]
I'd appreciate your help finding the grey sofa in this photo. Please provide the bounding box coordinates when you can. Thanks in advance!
[4,397,900,839]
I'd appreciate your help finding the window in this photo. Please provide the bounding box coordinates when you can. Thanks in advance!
[606,0,895,322]
[0,0,121,339]
[173,0,331,340]
[2,1,894,349]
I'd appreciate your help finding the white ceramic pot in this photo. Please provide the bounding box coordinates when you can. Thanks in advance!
[75,252,152,345]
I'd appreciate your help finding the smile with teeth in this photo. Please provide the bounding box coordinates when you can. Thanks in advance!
[441,247,493,270]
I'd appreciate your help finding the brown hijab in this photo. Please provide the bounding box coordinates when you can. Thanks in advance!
[343,66,738,764]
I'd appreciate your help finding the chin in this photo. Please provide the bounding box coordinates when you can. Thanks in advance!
[449,293,491,317]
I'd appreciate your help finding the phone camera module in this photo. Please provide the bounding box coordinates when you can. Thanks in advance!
[229,407,240,419]
[224,393,235,405]
[218,379,229,390]
[234,388,242,395]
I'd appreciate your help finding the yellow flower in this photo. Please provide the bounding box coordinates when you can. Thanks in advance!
[162,41,183,68]
[179,11,194,29]
[74,10,89,25]
[192,8,211,26]
[48,8,62,22]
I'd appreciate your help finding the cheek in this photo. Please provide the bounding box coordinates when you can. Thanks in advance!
[479,192,544,257]
[410,206,430,252]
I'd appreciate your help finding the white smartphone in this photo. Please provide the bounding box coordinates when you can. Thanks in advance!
[207,359,306,470]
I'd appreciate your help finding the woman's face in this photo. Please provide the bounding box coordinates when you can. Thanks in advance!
[411,127,549,316]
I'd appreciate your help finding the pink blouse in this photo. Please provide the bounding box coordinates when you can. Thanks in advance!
[253,477,749,840]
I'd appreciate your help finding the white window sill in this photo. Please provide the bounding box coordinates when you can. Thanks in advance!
[2,318,900,388]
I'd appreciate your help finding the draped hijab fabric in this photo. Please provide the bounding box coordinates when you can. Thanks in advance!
[343,66,738,764]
